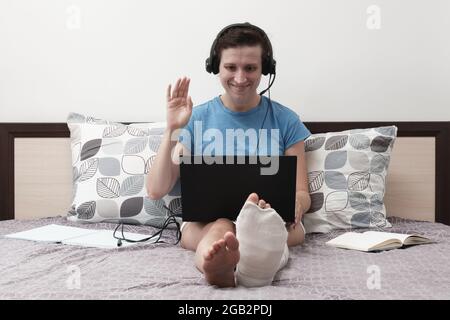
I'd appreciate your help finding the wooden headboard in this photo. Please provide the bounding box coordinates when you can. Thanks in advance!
[1,122,449,225]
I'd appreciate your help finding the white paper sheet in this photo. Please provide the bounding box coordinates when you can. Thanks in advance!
[4,224,157,249]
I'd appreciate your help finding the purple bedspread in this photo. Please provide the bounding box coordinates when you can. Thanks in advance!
[1,216,449,299]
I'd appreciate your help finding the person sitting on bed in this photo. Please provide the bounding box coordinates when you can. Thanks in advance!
[146,22,311,288]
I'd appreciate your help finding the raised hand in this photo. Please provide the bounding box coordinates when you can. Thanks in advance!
[166,77,193,131]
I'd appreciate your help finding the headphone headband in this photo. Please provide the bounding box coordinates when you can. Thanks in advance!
[205,22,276,76]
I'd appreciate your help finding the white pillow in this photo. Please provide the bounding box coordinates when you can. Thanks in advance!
[67,113,181,228]
[303,126,397,233]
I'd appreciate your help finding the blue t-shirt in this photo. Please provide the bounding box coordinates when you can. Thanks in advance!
[179,96,310,156]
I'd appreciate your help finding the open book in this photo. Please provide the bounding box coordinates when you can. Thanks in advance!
[326,231,434,252]
[4,224,158,249]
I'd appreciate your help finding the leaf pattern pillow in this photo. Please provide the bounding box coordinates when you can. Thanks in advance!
[303,126,397,233]
[67,113,181,228]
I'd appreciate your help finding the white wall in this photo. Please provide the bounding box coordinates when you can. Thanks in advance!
[1,0,449,122]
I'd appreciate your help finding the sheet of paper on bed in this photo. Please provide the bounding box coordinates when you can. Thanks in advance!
[4,224,158,249]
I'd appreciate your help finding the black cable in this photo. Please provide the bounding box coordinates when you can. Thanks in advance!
[256,73,274,155]
[113,205,181,247]
[258,72,276,96]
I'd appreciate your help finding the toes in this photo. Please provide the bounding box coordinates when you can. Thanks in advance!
[258,199,266,208]
[207,246,217,257]
[203,236,235,262]
[213,239,225,252]
[204,250,212,260]
[247,193,259,204]
[211,243,220,253]
[265,203,271,209]
[224,231,239,251]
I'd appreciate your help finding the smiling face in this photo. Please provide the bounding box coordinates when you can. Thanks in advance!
[218,45,263,112]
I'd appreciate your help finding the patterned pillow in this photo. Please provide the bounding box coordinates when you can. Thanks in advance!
[67,113,182,228]
[302,126,397,233]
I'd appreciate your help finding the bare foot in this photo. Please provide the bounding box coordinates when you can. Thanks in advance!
[202,231,240,287]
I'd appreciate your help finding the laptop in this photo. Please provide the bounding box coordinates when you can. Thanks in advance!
[179,156,297,223]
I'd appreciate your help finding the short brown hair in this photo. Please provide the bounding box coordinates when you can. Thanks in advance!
[215,25,271,66]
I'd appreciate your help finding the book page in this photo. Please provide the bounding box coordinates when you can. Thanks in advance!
[362,231,432,245]
[327,231,432,252]
[362,231,412,244]
[402,235,433,245]
[325,232,395,251]
[4,224,98,242]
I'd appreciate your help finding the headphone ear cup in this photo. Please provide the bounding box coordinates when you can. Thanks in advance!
[262,58,276,76]
[261,60,267,76]
[205,58,212,73]
[270,59,276,75]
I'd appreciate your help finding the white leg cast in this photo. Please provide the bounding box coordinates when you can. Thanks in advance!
[235,201,288,287]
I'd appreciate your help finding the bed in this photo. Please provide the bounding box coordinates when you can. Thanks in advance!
[1,121,449,300]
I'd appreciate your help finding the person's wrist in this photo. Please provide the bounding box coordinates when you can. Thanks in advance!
[165,126,177,135]
[164,126,181,145]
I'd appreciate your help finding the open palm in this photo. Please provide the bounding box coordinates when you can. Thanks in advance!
[166,77,193,131]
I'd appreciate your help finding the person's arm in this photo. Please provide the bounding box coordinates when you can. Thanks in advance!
[284,140,311,224]
[146,77,193,200]
[146,134,185,199]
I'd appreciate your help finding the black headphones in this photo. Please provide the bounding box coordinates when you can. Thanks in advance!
[205,22,276,76]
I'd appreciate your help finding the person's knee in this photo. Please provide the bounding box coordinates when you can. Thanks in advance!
[180,222,202,251]
[211,218,234,233]
[180,232,193,250]
[180,233,190,249]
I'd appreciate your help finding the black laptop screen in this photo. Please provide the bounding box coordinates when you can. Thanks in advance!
[179,156,297,222]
